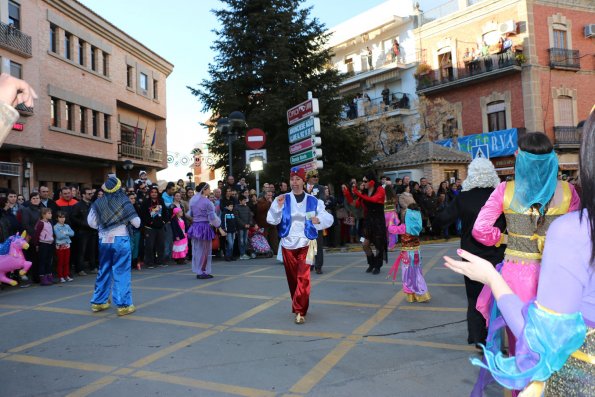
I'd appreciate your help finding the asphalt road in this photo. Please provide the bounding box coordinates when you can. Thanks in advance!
[0,241,504,397]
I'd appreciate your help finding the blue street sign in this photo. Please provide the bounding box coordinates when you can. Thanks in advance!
[472,145,489,159]
[288,117,320,144]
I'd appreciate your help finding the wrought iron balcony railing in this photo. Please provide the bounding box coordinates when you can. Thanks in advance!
[118,142,163,163]
[0,21,32,58]
[340,93,412,123]
[548,48,580,70]
[554,126,581,147]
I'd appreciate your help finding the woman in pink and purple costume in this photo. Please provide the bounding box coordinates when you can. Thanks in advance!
[444,111,595,396]
[188,182,221,279]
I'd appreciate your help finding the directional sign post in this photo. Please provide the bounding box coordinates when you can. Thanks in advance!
[287,94,323,169]
[288,117,320,144]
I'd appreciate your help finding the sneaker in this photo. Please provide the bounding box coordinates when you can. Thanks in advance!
[117,305,136,316]
[250,253,256,259]
[159,264,168,268]
[89,268,98,274]
[91,301,111,312]
[77,271,87,276]
[66,276,74,282]
[295,313,306,324]
[205,274,214,279]
[147,265,155,269]
[59,277,66,283]
[20,275,29,281]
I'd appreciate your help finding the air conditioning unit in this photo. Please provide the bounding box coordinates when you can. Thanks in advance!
[585,24,595,38]
[499,20,516,35]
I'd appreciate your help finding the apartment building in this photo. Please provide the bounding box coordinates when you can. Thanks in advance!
[0,0,173,196]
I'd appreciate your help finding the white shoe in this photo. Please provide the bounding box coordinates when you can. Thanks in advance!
[59,277,66,283]
[66,276,74,282]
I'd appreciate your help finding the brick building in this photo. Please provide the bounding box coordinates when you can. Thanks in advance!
[0,0,173,197]
[414,0,593,177]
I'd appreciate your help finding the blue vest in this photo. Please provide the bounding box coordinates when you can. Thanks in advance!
[278,193,319,240]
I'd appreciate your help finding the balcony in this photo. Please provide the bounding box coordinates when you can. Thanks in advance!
[118,142,163,163]
[0,161,20,177]
[548,48,580,70]
[554,126,581,149]
[339,93,414,127]
[416,51,522,94]
[0,21,32,58]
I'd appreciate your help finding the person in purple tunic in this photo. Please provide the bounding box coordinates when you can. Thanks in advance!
[444,110,595,396]
[187,182,221,279]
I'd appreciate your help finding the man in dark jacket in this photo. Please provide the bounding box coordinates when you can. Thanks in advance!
[71,187,98,276]
[141,186,169,268]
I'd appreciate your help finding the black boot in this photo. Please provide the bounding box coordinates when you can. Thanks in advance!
[365,255,374,273]
[372,255,382,274]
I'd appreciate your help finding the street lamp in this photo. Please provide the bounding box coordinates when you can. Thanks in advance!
[216,111,247,177]
[249,155,264,197]
[186,172,194,189]
[122,160,134,189]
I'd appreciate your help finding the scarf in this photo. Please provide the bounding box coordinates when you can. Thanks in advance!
[92,189,138,231]
[510,150,559,215]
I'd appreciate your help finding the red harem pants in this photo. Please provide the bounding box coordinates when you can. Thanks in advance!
[281,246,310,316]
[56,245,71,278]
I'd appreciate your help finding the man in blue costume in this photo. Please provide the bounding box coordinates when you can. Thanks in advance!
[87,175,140,316]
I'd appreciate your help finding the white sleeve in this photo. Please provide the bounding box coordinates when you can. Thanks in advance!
[130,216,141,228]
[266,199,283,226]
[87,208,98,230]
[314,199,334,230]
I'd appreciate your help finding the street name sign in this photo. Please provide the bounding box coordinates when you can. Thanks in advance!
[287,98,319,125]
[288,117,320,144]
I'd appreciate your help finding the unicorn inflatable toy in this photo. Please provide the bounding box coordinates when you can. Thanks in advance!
[0,232,32,286]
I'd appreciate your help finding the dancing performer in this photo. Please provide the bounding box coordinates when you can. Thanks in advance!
[434,157,505,346]
[387,204,430,302]
[384,184,399,251]
[188,182,221,279]
[88,175,140,316]
[267,167,333,324]
[343,172,387,274]
[442,108,595,396]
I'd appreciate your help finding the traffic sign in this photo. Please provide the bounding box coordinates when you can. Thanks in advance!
[289,138,313,154]
[302,160,322,172]
[245,128,266,150]
[290,149,322,165]
[245,149,267,165]
[472,144,489,159]
[287,98,319,125]
[288,117,320,144]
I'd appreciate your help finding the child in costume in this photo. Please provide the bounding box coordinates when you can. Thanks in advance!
[171,207,188,264]
[387,203,430,302]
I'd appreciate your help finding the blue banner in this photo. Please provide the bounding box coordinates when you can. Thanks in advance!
[435,128,518,159]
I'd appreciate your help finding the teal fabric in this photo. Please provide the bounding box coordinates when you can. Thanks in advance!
[510,150,558,214]
[405,210,422,236]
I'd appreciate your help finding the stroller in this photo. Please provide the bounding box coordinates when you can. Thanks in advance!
[248,226,273,258]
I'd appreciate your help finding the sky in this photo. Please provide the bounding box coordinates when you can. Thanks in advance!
[78,0,441,180]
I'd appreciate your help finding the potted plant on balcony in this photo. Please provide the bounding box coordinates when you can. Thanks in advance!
[415,63,433,88]
[515,53,526,66]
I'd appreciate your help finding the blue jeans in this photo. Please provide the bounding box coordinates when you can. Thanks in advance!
[238,229,248,256]
[225,232,236,258]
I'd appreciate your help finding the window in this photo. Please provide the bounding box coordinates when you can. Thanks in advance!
[9,61,22,79]
[65,102,73,130]
[153,79,158,99]
[92,110,98,136]
[64,32,72,60]
[50,98,58,127]
[103,114,110,139]
[140,72,148,91]
[126,65,133,88]
[8,1,20,30]
[79,106,87,133]
[442,117,458,139]
[557,96,574,126]
[487,101,506,131]
[90,46,97,71]
[78,39,85,66]
[50,24,57,53]
[102,52,109,76]
[553,29,567,49]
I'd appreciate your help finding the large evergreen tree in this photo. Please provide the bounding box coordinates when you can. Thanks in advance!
[188,0,372,185]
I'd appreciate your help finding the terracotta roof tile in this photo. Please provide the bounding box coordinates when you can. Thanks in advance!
[375,141,472,169]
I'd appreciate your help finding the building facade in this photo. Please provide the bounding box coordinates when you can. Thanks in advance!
[0,0,173,197]
[414,0,594,176]
[328,0,420,154]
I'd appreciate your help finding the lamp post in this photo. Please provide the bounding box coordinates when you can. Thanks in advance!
[186,172,194,189]
[249,155,264,197]
[216,111,247,177]
[123,160,134,189]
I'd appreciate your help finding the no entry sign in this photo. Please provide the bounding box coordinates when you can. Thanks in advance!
[245,128,266,150]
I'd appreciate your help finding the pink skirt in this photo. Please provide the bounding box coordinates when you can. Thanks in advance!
[172,237,188,259]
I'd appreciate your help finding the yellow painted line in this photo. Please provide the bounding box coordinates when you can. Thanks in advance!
[427,283,465,287]
[65,375,119,397]
[325,279,390,285]
[289,340,356,394]
[191,289,273,300]
[223,298,284,327]
[0,309,22,317]
[41,290,91,306]
[121,315,213,329]
[34,306,100,316]
[133,370,276,397]
[9,318,109,353]
[135,291,186,309]
[311,299,381,309]
[233,275,286,280]
[398,306,466,312]
[352,305,402,335]
[230,327,345,340]
[0,303,28,310]
[365,336,477,352]
[6,353,115,372]
[129,329,220,368]
[0,352,8,359]
[112,367,134,375]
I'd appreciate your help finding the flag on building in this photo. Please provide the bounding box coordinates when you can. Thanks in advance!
[151,127,157,147]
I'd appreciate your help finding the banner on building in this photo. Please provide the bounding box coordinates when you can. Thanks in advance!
[436,128,518,159]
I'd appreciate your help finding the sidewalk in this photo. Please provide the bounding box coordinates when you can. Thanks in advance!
[325,237,461,253]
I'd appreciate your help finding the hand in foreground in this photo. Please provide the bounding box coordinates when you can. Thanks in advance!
[443,249,500,285]
[0,73,38,108]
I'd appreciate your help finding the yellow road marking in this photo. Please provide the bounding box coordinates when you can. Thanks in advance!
[310,299,381,308]
[121,315,212,329]
[0,309,22,317]
[9,319,109,353]
[223,298,285,327]
[365,336,477,352]
[133,370,276,397]
[65,376,118,397]
[112,367,134,375]
[398,306,466,312]
[230,327,344,340]
[7,354,115,372]
[190,289,273,300]
[34,306,100,316]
